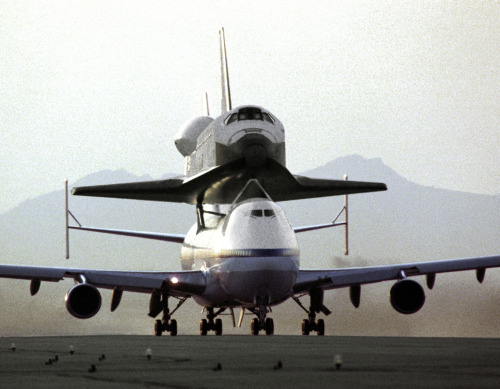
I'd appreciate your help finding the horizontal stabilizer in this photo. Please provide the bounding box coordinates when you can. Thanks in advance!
[69,226,185,243]
[72,159,386,204]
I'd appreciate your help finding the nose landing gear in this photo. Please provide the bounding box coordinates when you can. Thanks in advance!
[248,305,274,335]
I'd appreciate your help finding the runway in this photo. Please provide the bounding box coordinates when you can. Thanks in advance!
[1,335,499,388]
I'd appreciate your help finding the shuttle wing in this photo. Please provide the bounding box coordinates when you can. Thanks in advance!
[293,255,500,293]
[72,158,387,204]
[0,265,206,296]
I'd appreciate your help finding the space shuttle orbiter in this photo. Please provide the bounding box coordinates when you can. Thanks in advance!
[72,28,386,205]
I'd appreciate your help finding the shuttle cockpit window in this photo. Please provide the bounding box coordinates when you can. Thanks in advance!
[262,112,275,124]
[226,113,238,124]
[225,108,275,125]
[238,107,260,120]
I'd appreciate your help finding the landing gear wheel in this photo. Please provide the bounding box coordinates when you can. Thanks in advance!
[215,319,223,336]
[200,319,208,336]
[251,318,260,335]
[317,319,325,336]
[301,319,310,336]
[154,319,163,336]
[265,318,274,335]
[168,319,177,336]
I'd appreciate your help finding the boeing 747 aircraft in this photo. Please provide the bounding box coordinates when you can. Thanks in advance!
[0,30,499,336]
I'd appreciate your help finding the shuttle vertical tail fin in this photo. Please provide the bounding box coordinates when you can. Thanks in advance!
[219,28,232,113]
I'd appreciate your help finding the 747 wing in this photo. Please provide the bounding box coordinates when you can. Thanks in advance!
[294,255,500,314]
[0,264,206,318]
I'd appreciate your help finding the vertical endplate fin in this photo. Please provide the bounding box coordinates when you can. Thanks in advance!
[219,27,232,113]
[344,175,349,256]
[65,179,70,259]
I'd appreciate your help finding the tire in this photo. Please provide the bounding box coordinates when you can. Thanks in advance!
[200,319,208,336]
[265,318,274,335]
[317,319,325,336]
[301,319,310,336]
[169,319,177,336]
[154,319,163,336]
[215,319,223,336]
[251,318,260,335]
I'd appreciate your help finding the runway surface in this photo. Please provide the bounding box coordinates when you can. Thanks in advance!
[0,335,499,388]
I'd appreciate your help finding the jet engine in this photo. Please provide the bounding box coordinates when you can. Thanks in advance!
[174,116,214,156]
[389,279,425,314]
[65,283,102,319]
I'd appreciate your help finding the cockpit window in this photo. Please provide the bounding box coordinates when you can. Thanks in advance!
[251,210,263,217]
[225,108,275,124]
[238,108,260,120]
[226,113,238,124]
[262,112,275,124]
[250,209,275,218]
[264,209,275,217]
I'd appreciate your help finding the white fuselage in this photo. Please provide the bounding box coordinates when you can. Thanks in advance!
[176,105,287,176]
[180,199,299,307]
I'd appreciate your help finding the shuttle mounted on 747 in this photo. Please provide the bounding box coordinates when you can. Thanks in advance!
[0,29,499,336]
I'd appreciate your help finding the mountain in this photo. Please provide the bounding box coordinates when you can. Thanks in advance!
[0,155,499,337]
[286,155,499,266]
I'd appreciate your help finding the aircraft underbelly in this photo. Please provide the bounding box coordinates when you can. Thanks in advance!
[214,256,298,306]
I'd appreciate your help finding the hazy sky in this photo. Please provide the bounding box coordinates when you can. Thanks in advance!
[1,1,499,212]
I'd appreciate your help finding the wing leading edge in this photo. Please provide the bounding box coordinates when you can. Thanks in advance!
[0,265,206,296]
[294,255,500,293]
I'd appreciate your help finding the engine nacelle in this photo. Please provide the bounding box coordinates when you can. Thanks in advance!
[65,283,102,319]
[390,279,425,314]
[174,116,214,156]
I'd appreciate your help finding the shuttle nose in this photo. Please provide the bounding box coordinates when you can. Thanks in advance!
[244,143,267,167]
[231,132,271,168]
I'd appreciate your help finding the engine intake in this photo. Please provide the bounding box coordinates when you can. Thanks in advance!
[390,279,425,314]
[65,283,102,319]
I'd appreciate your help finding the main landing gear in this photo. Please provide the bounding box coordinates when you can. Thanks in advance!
[292,288,331,336]
[200,307,224,335]
[151,289,187,336]
[301,318,325,336]
[155,318,177,337]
